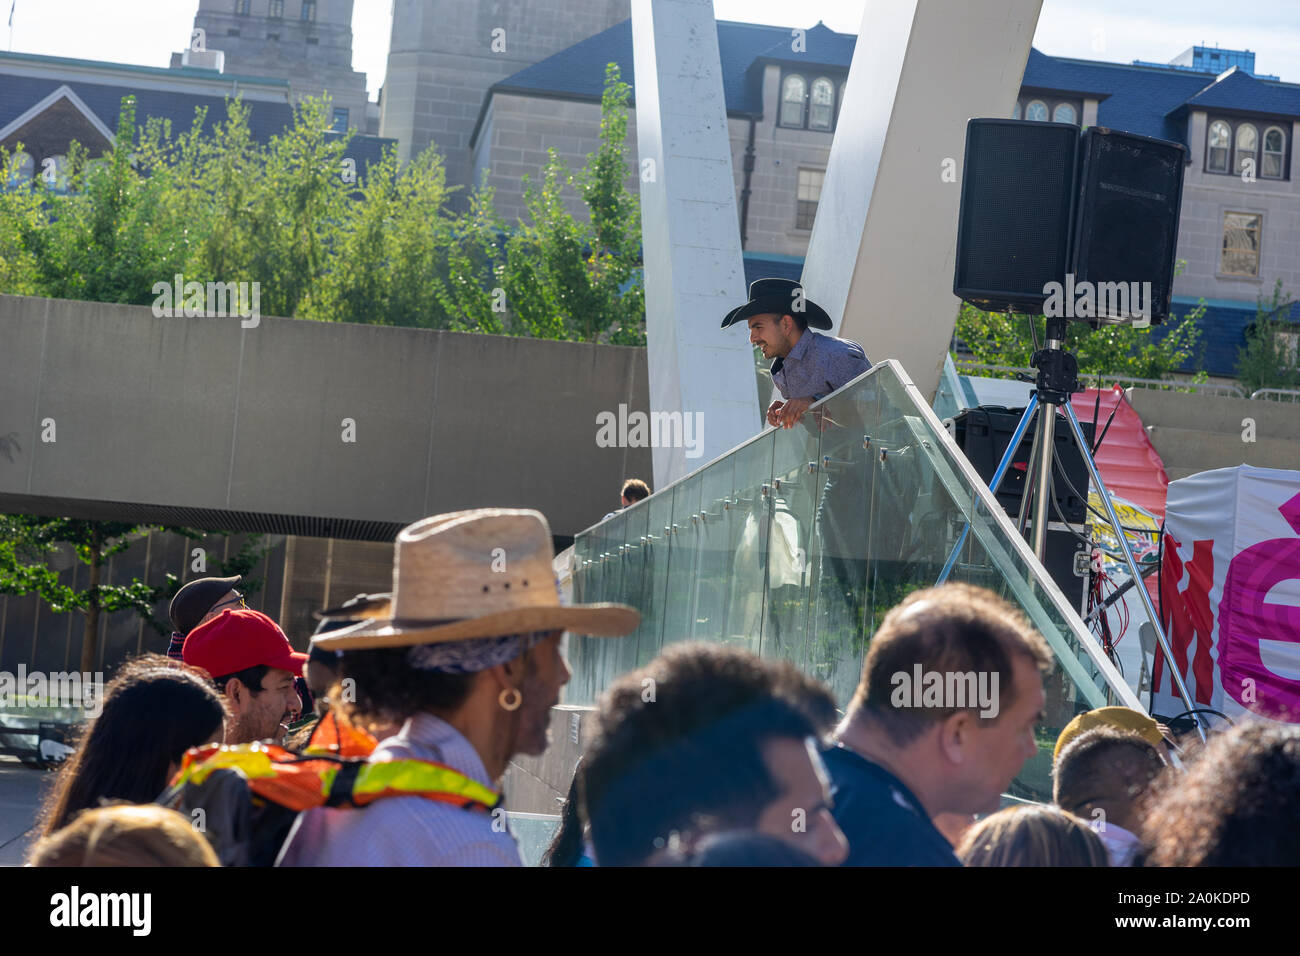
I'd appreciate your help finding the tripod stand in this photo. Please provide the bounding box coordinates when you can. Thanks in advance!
[939,316,1208,741]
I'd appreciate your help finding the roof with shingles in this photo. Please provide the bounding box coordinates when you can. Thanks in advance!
[0,55,391,168]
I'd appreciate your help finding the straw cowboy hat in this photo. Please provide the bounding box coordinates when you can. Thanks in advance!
[315,509,639,650]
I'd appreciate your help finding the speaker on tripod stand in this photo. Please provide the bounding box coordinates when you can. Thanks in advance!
[946,117,1208,738]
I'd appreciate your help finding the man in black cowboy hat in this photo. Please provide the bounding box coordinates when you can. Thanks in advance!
[723,279,874,629]
[721,278,871,429]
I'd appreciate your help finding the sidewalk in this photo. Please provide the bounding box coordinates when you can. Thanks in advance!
[0,757,48,865]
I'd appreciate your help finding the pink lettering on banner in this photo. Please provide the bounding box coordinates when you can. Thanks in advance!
[1156,533,1216,705]
[1218,491,1300,721]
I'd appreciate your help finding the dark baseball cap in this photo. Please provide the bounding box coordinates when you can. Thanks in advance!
[169,575,243,635]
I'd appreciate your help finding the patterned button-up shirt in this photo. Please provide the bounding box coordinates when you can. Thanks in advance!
[276,711,522,867]
[771,330,872,401]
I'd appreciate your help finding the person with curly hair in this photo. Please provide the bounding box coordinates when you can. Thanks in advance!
[1141,720,1300,866]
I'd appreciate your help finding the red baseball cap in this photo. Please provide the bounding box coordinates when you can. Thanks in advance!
[182,608,307,680]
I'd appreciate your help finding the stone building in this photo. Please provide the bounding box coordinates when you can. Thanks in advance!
[171,0,371,133]
[379,0,630,193]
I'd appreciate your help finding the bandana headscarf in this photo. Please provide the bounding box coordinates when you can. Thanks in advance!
[406,630,552,674]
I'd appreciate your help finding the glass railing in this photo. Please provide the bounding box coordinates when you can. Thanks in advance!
[568,360,1138,802]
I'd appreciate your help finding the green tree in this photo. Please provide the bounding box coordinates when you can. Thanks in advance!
[0,148,45,295]
[0,516,268,671]
[1,76,647,341]
[501,63,645,344]
[20,97,188,305]
[1235,278,1299,395]
[953,274,1208,387]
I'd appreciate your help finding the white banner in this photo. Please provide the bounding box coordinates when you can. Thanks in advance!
[1152,465,1300,723]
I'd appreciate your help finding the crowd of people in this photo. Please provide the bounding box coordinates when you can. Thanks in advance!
[24,507,1300,868]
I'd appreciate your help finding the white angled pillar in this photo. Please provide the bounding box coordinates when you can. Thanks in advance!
[633,0,762,490]
[800,0,1043,401]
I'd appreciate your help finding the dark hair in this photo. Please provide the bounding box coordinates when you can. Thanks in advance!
[213,663,270,696]
[956,804,1109,866]
[784,311,809,333]
[39,655,226,836]
[331,647,477,733]
[581,643,836,867]
[1142,721,1300,866]
[621,478,651,503]
[1053,727,1163,818]
[542,760,587,867]
[853,583,1052,745]
[681,831,819,867]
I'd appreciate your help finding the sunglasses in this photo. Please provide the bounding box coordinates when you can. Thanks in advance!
[210,593,247,614]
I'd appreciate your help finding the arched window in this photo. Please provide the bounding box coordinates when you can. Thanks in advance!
[1263,126,1286,178]
[809,77,835,130]
[780,75,806,128]
[1235,123,1258,176]
[1025,100,1048,122]
[1207,120,1230,172]
[1013,101,1021,120]
[1053,103,1077,125]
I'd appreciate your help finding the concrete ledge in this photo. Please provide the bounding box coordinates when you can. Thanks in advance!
[1145,425,1300,474]
[1128,388,1300,441]
[0,293,653,539]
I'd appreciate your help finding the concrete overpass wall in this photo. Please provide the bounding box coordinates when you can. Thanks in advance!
[0,293,653,540]
[1126,388,1300,482]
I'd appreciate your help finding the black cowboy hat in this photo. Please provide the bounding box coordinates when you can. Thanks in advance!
[720,277,833,330]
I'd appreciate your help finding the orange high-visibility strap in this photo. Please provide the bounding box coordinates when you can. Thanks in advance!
[171,743,500,813]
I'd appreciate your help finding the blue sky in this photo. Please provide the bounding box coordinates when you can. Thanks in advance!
[6,1,1300,101]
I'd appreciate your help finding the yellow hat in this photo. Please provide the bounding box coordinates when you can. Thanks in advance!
[1053,706,1163,762]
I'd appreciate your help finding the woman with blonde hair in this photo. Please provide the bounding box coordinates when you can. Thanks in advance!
[956,804,1109,867]
[28,805,219,867]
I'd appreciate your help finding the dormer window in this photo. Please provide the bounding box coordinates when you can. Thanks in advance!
[1207,120,1230,172]
[780,74,806,127]
[778,71,843,131]
[1263,126,1286,178]
[1234,123,1258,176]
[1205,117,1287,179]
[809,77,835,130]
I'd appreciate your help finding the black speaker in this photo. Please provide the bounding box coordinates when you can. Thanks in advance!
[953,119,1079,314]
[1070,127,1187,325]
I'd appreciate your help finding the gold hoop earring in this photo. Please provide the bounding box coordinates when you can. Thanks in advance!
[498,687,522,712]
